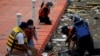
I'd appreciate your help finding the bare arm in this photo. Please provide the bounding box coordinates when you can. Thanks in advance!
[33,27,38,41]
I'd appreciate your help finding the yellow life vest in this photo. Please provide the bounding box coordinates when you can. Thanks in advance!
[7,27,27,51]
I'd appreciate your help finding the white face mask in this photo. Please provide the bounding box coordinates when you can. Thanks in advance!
[28,25,33,28]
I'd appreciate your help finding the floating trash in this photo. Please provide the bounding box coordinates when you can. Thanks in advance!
[85,19,90,24]
[41,52,48,56]
[49,0,100,55]
[52,38,66,42]
[60,18,65,22]
[58,26,63,29]
[64,17,69,20]
[62,35,67,38]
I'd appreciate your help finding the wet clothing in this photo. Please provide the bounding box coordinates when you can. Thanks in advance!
[77,35,94,56]
[74,21,94,56]
[39,5,51,24]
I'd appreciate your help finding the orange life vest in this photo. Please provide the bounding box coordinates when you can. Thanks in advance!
[39,5,50,18]
[39,8,45,18]
[25,27,34,41]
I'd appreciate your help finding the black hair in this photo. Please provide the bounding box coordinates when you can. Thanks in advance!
[43,7,48,13]
[19,22,27,29]
[46,2,53,7]
[27,19,34,25]
[61,25,69,34]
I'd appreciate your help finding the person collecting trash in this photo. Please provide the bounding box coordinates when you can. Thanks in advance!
[69,15,94,56]
[61,24,77,55]
[25,19,39,56]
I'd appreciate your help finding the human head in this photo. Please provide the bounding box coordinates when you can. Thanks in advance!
[69,14,81,22]
[61,25,69,35]
[19,22,27,30]
[46,2,53,8]
[74,16,81,22]
[27,19,34,28]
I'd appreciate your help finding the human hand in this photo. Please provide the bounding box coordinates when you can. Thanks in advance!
[37,41,40,45]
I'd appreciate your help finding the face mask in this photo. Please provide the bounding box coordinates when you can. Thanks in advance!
[28,26,33,28]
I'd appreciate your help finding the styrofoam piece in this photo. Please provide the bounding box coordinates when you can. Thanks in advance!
[68,18,71,21]
[86,19,89,24]
[64,17,69,20]
[62,35,67,38]
[58,25,63,29]
[64,23,68,26]
[42,52,48,56]
[61,19,65,22]
[67,13,73,17]
[94,9,100,14]
[57,43,61,46]
[52,38,66,42]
